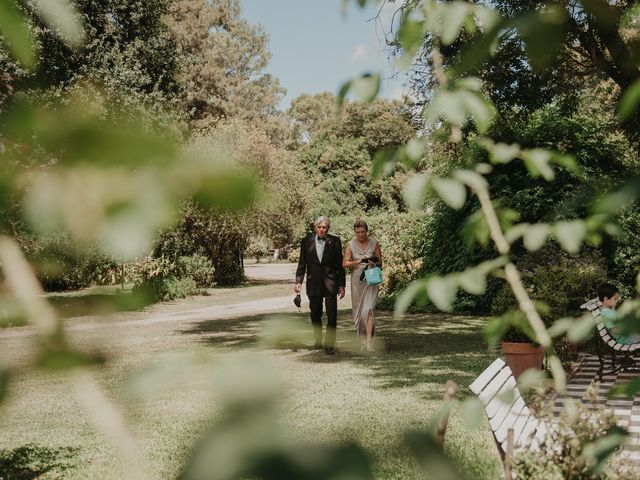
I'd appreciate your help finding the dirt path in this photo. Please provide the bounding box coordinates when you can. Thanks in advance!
[0,263,352,339]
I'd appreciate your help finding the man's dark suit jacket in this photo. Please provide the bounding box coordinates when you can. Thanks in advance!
[295,234,346,297]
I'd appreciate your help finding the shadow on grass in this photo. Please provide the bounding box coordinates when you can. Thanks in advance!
[180,309,496,397]
[180,314,266,348]
[363,312,496,399]
[0,444,79,480]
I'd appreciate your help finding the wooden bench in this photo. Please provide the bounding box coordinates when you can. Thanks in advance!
[469,358,546,460]
[580,298,640,379]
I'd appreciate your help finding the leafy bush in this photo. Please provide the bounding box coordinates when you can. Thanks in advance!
[139,276,199,302]
[245,238,269,263]
[20,232,117,292]
[153,202,246,286]
[605,205,640,297]
[405,101,640,315]
[131,254,210,300]
[491,244,608,320]
[514,384,639,479]
[175,254,215,288]
[286,247,300,263]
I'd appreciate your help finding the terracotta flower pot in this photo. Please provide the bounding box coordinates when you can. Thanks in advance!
[501,341,544,380]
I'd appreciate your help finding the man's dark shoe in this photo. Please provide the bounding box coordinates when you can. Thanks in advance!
[324,346,335,355]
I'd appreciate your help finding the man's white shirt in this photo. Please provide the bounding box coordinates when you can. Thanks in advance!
[315,235,326,263]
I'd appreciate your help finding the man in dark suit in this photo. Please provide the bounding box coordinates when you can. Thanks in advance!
[294,215,345,354]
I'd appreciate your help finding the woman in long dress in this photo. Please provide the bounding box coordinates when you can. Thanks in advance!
[342,219,382,352]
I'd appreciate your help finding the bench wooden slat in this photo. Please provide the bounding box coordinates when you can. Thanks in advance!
[488,395,518,432]
[495,397,527,443]
[486,376,517,421]
[510,408,532,445]
[471,360,545,458]
[515,415,539,446]
[469,358,506,395]
[477,367,512,404]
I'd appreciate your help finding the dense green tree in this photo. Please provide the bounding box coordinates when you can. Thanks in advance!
[167,0,285,132]
[415,98,639,313]
[296,97,416,215]
[0,0,184,132]
[287,92,336,145]
[404,0,640,134]
[378,0,640,312]
[154,119,312,283]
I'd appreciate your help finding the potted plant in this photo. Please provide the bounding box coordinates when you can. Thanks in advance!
[501,324,544,380]
[491,305,544,380]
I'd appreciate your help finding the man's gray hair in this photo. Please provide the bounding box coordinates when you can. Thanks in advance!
[314,215,331,227]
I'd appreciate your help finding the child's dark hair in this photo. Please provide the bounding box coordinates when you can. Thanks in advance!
[598,283,619,302]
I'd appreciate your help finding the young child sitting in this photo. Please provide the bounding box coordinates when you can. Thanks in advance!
[598,282,640,345]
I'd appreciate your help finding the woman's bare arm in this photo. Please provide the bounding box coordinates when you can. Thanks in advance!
[342,244,362,269]
[374,242,382,268]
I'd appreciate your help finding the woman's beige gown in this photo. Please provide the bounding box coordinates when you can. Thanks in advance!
[349,237,380,336]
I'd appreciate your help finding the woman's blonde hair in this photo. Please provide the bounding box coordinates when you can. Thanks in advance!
[353,219,368,231]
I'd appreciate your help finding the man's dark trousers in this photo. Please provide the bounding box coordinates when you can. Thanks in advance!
[309,295,337,347]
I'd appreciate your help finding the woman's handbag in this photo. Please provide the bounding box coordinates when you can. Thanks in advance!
[364,266,383,286]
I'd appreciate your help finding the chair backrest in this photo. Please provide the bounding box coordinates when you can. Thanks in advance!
[580,297,640,351]
[469,358,544,456]
[580,297,602,317]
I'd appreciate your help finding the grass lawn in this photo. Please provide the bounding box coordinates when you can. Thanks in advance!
[0,286,503,479]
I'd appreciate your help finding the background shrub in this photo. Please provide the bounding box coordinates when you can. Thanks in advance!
[21,233,117,292]
[491,244,608,321]
[132,256,203,301]
[175,254,215,288]
[245,238,269,263]
[136,276,199,302]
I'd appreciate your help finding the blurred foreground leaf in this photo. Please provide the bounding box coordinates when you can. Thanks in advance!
[517,368,546,393]
[351,73,380,103]
[0,296,29,327]
[372,148,397,178]
[426,276,457,311]
[394,278,428,317]
[36,346,105,371]
[608,377,640,399]
[554,220,586,254]
[261,315,313,350]
[31,0,84,45]
[0,368,8,404]
[180,353,373,480]
[0,0,35,68]
[192,170,258,212]
[405,431,467,480]
[431,177,466,210]
[460,397,484,430]
[125,354,198,400]
[523,223,550,252]
[403,173,429,209]
[583,426,629,475]
[519,5,567,70]
[619,79,640,120]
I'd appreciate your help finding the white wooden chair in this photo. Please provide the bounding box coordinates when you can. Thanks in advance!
[469,358,546,460]
[580,298,640,379]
